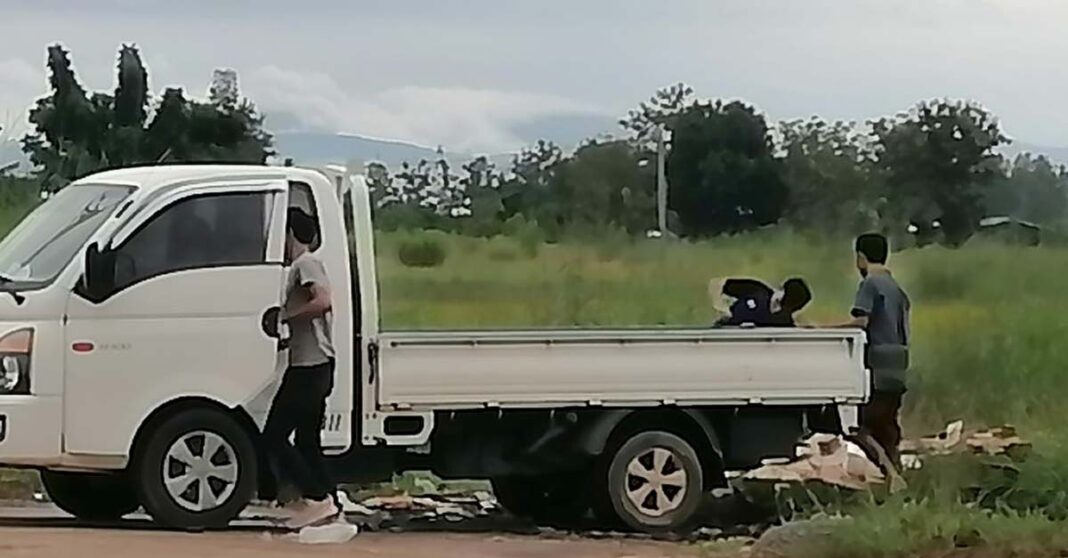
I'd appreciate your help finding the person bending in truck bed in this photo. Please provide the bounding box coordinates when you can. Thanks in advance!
[263,208,339,529]
[713,277,811,327]
[815,233,911,468]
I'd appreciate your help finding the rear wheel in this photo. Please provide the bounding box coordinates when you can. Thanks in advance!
[594,431,704,533]
[134,407,257,529]
[40,470,140,521]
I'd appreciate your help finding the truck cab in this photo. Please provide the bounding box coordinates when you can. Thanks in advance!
[0,164,867,533]
[0,165,360,527]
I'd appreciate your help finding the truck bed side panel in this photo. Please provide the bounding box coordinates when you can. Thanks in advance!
[376,329,867,410]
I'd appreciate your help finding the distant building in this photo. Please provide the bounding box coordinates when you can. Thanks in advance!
[978,216,1041,246]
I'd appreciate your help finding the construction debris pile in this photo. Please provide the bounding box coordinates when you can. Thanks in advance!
[253,421,1032,546]
[900,421,1031,461]
[743,434,885,490]
[337,490,502,530]
[738,422,1031,493]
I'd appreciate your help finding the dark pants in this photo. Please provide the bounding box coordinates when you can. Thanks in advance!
[263,360,335,501]
[860,389,904,466]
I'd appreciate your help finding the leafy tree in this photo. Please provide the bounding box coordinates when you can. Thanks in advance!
[871,99,1008,246]
[549,140,654,234]
[108,44,149,166]
[22,45,98,190]
[779,118,879,235]
[459,156,506,236]
[501,140,564,228]
[365,161,392,208]
[984,154,1068,226]
[620,82,694,150]
[428,148,467,217]
[22,44,273,191]
[372,160,435,230]
[666,100,787,236]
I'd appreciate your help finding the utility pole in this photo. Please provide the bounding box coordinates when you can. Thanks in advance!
[655,123,669,236]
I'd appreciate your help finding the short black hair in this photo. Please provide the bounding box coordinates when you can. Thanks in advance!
[855,233,889,264]
[287,208,318,245]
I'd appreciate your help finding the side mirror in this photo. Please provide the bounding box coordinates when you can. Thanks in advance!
[81,243,115,301]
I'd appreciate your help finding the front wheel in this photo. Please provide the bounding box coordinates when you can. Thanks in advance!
[594,430,704,533]
[40,470,140,521]
[134,408,257,529]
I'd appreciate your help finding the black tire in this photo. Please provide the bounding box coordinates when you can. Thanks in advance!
[492,474,590,525]
[40,470,140,521]
[594,430,704,533]
[134,407,257,529]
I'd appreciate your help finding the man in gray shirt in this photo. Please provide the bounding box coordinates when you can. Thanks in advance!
[263,208,338,529]
[822,233,910,467]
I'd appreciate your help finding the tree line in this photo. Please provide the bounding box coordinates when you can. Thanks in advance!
[374,83,1067,247]
[5,45,1067,247]
[11,44,271,194]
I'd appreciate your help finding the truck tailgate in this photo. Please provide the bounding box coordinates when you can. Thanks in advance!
[376,329,867,410]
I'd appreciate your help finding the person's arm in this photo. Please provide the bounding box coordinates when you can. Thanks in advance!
[823,315,869,329]
[286,283,332,319]
[284,259,332,319]
[807,279,873,329]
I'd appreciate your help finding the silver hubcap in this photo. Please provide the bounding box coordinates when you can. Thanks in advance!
[624,447,688,517]
[163,431,239,512]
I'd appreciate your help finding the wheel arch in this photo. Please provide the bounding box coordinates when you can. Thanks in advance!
[128,396,259,468]
[575,408,725,487]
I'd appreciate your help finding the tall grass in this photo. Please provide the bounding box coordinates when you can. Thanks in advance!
[377,231,1068,437]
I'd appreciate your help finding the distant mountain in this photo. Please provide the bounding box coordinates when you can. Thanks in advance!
[271,113,618,172]
[273,132,444,168]
[510,113,619,146]
[272,132,516,171]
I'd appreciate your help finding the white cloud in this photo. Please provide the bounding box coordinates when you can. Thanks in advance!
[244,65,606,153]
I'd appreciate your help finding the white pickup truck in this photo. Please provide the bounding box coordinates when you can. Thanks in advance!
[0,165,867,532]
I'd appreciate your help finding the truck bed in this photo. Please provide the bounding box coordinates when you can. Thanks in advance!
[376,328,868,411]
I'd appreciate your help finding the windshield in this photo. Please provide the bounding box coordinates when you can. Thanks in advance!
[0,184,134,287]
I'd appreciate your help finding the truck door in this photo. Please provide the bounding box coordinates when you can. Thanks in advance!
[62,180,290,456]
[287,177,353,452]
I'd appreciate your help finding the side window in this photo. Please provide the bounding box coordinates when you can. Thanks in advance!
[288,182,321,252]
[111,192,270,291]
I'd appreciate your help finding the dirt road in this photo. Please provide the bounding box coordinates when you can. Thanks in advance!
[0,506,699,558]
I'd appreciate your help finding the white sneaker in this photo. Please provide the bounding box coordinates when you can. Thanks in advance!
[279,499,309,514]
[285,498,339,530]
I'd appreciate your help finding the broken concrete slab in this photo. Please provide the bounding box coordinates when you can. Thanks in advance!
[900,422,1031,461]
[743,434,885,491]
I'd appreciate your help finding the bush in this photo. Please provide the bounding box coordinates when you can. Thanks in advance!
[503,215,543,258]
[397,237,447,268]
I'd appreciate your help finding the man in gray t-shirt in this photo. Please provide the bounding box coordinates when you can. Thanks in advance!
[820,233,911,468]
[286,251,335,367]
[262,208,339,529]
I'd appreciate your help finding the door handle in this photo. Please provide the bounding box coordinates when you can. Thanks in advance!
[261,307,281,338]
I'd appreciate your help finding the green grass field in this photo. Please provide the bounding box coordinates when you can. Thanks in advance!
[379,230,1068,555]
[377,230,1068,438]
[3,205,1067,553]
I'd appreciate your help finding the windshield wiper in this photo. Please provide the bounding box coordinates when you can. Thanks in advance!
[0,275,26,305]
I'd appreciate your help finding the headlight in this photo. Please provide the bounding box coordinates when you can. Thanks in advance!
[1,355,22,391]
[0,329,32,395]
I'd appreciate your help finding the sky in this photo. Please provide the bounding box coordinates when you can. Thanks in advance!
[1,0,1067,153]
